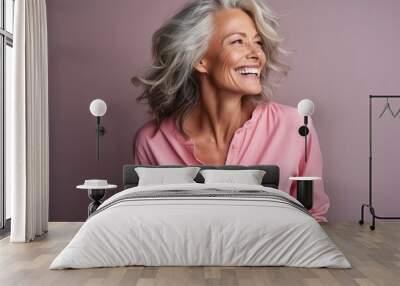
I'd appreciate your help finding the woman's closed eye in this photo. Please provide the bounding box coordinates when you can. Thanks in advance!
[231,39,264,47]
[231,39,243,45]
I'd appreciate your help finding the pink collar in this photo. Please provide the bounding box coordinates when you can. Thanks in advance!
[161,102,267,146]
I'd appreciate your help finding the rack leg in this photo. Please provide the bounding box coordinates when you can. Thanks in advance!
[359,202,400,230]
[359,203,376,230]
[359,204,366,225]
[369,206,376,231]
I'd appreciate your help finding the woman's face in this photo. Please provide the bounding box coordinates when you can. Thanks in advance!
[195,8,267,96]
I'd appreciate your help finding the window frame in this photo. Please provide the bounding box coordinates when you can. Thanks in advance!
[0,0,14,231]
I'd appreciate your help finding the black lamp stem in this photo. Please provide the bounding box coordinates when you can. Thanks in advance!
[304,116,308,163]
[96,116,100,160]
[305,129,307,162]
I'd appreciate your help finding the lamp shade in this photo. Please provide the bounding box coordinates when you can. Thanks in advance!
[89,99,107,117]
[297,99,315,116]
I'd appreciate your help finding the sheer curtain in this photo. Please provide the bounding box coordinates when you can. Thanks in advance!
[8,0,49,242]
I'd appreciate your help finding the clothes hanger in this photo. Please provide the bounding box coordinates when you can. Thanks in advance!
[378,97,400,118]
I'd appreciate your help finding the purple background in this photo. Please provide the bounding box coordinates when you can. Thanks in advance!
[47,0,400,222]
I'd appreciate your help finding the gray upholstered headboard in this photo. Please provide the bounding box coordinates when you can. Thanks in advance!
[123,165,280,189]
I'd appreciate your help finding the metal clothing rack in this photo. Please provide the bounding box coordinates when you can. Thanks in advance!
[359,95,400,230]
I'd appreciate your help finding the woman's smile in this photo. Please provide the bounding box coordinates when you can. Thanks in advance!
[234,65,261,80]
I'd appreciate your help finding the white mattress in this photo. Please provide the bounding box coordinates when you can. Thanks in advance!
[50,183,351,269]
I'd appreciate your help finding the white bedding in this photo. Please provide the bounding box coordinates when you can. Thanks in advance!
[50,183,351,269]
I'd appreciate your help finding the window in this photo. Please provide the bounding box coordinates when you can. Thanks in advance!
[0,0,14,232]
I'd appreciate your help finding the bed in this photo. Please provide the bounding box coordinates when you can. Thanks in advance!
[50,165,351,269]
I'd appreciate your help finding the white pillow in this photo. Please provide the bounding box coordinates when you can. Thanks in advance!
[200,169,266,185]
[135,167,201,186]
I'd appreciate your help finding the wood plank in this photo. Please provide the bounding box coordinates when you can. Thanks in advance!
[0,222,399,285]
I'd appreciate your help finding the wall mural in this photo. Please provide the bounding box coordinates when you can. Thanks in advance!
[130,1,329,222]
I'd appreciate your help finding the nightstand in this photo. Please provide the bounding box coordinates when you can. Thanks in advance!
[289,176,321,210]
[77,180,117,217]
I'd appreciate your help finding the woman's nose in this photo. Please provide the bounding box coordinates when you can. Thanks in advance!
[245,43,262,59]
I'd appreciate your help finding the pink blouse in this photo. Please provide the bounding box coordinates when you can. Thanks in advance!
[134,101,330,222]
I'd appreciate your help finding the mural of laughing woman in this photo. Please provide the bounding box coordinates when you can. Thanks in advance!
[131,0,329,221]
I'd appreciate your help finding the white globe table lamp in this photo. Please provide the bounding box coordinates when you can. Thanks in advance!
[89,99,107,160]
[297,99,314,163]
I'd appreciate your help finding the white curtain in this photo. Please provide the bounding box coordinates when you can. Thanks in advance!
[8,0,49,242]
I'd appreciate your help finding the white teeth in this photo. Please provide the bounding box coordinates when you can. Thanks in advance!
[235,67,260,76]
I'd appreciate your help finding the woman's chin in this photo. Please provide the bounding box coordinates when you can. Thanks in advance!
[240,86,262,95]
[223,84,262,96]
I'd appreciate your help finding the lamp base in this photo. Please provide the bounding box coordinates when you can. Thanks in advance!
[296,180,313,210]
[88,189,106,216]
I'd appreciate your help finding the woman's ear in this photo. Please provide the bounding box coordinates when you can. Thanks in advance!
[194,59,209,74]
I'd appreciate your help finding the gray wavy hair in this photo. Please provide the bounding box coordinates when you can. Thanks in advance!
[132,0,289,132]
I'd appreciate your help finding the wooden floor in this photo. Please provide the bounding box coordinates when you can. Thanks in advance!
[0,222,399,286]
